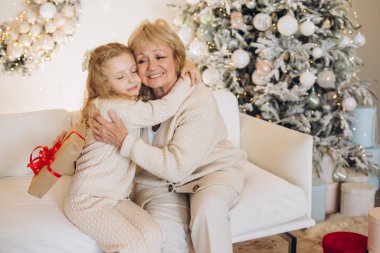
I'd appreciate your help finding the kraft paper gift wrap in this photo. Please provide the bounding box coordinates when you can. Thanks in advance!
[27,123,86,199]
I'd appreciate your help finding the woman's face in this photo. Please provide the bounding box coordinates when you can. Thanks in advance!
[134,42,178,95]
[103,53,141,96]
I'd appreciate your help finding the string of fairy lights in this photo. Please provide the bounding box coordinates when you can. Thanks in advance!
[0,0,81,75]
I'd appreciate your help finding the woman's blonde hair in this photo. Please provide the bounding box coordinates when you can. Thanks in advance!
[81,42,132,127]
[128,19,186,76]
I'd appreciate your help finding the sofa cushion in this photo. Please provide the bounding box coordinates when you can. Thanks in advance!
[230,160,308,237]
[0,175,101,253]
[0,162,307,252]
[0,109,71,177]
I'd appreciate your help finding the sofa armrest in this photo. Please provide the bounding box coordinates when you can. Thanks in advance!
[239,113,313,217]
[70,110,82,127]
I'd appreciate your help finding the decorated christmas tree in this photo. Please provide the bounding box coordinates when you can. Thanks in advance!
[171,0,379,178]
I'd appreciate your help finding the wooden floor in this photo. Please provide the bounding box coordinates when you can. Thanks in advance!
[233,189,380,253]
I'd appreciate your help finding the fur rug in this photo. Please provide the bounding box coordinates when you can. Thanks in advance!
[233,213,368,253]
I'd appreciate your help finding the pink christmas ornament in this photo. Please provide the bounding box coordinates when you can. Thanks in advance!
[231,12,245,30]
[255,59,272,75]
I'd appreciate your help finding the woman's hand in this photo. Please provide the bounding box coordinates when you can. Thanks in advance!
[181,59,201,86]
[92,110,128,149]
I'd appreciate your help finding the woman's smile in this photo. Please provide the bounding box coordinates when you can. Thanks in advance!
[148,72,164,79]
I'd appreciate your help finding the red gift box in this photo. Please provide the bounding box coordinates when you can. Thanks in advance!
[322,231,368,253]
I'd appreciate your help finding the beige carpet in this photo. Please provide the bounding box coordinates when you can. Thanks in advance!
[233,213,368,253]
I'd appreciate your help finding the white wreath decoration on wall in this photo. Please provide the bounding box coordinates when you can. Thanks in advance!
[0,0,81,75]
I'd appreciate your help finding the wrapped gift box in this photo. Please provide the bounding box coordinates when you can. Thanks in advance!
[351,107,377,148]
[366,145,380,190]
[340,182,376,217]
[312,177,327,222]
[27,124,86,198]
[325,181,339,215]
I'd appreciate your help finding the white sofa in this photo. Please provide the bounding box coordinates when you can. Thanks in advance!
[0,90,315,253]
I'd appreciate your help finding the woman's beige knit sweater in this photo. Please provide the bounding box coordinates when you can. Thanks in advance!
[68,77,192,200]
[119,83,247,207]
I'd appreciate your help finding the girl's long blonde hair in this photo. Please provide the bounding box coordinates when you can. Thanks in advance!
[81,42,133,127]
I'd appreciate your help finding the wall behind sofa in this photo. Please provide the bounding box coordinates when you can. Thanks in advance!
[0,0,183,114]
[1,0,379,135]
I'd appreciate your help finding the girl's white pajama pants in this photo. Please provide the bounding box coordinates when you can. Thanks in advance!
[64,194,162,253]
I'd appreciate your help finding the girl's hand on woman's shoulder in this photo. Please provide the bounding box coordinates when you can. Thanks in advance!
[181,59,200,86]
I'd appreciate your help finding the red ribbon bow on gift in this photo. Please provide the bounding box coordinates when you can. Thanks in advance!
[27,130,85,178]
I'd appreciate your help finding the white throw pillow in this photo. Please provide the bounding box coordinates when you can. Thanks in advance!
[0,109,71,177]
[230,160,308,236]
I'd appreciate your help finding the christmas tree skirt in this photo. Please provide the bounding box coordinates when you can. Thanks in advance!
[233,213,367,253]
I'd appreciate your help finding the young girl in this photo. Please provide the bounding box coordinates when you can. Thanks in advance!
[63,42,193,253]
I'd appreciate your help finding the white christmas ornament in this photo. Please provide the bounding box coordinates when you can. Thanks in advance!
[25,10,37,23]
[300,71,316,89]
[232,49,250,68]
[62,5,75,18]
[246,1,257,9]
[253,13,272,31]
[40,2,57,19]
[6,43,24,60]
[8,30,18,41]
[0,0,81,74]
[202,68,220,85]
[54,13,66,27]
[53,30,65,43]
[173,15,183,26]
[45,21,57,33]
[317,69,336,89]
[40,35,55,50]
[189,40,208,56]
[206,0,219,6]
[19,34,32,47]
[186,0,201,4]
[300,20,315,36]
[354,33,366,47]
[342,97,357,111]
[178,26,194,45]
[312,47,323,59]
[340,36,351,47]
[30,24,42,37]
[252,71,270,85]
[277,15,298,36]
[18,21,30,34]
[200,13,213,24]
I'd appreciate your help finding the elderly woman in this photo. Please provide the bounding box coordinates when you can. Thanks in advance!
[93,19,246,253]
